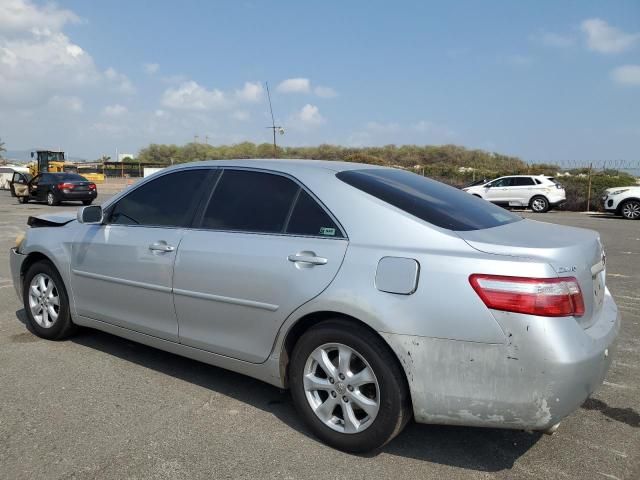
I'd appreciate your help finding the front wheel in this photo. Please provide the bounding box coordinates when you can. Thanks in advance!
[18,196,29,204]
[620,199,640,220]
[289,319,411,453]
[530,195,549,213]
[23,260,77,340]
[47,191,59,206]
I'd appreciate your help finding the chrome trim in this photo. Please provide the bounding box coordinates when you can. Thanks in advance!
[71,269,172,293]
[173,288,279,312]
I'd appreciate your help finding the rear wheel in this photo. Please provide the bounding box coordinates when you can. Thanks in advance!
[620,199,640,220]
[530,195,549,213]
[23,260,77,340]
[46,191,59,206]
[289,319,411,453]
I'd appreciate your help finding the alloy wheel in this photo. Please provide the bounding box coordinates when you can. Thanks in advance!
[28,273,60,328]
[532,198,547,212]
[622,201,640,220]
[303,343,380,434]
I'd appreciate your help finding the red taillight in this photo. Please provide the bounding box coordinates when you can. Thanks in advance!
[89,183,96,190]
[57,182,75,189]
[469,274,585,317]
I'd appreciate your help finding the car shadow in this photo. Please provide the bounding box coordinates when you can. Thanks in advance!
[13,310,541,471]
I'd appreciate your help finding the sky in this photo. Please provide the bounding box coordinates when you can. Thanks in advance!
[0,0,638,163]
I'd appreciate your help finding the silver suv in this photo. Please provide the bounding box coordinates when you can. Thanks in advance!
[463,175,566,212]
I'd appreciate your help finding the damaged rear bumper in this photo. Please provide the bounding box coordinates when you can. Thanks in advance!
[381,289,620,430]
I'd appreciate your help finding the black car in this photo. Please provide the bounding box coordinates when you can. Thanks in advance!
[10,172,97,206]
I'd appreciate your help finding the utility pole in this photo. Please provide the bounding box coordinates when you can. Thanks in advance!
[204,135,209,145]
[265,82,284,158]
[586,162,593,212]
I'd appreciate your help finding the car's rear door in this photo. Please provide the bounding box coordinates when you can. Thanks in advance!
[70,168,214,341]
[173,168,349,363]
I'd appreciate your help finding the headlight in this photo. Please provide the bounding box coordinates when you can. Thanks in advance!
[608,189,629,196]
[15,232,25,252]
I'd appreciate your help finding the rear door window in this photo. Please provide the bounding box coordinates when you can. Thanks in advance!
[201,170,298,233]
[286,190,344,238]
[337,168,522,231]
[513,177,535,186]
[109,169,210,227]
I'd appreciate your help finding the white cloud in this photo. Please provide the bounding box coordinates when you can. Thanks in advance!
[277,78,311,93]
[103,104,128,116]
[366,121,400,132]
[154,109,167,118]
[143,62,159,74]
[292,104,325,128]
[235,81,263,102]
[534,31,575,48]
[413,120,455,137]
[232,110,250,121]
[48,95,83,112]
[581,18,640,54]
[611,65,640,86]
[104,67,135,94]
[0,0,80,34]
[161,81,228,110]
[314,86,338,98]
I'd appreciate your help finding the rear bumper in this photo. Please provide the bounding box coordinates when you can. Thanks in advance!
[381,289,620,430]
[9,247,26,301]
[58,190,97,200]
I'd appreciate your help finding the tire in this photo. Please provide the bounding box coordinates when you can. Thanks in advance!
[620,199,640,220]
[18,196,29,204]
[82,200,93,206]
[530,195,549,213]
[46,191,59,206]
[472,194,482,199]
[289,319,411,453]
[23,260,77,340]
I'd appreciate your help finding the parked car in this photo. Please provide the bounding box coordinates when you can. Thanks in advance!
[601,186,640,220]
[463,175,566,212]
[10,172,97,206]
[9,160,618,452]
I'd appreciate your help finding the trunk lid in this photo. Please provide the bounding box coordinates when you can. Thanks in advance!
[457,219,605,329]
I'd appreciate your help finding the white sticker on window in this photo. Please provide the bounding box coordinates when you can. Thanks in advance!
[319,227,336,236]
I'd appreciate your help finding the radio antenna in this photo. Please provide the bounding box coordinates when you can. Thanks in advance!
[265,82,284,158]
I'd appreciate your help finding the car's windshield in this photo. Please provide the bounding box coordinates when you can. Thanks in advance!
[337,168,522,231]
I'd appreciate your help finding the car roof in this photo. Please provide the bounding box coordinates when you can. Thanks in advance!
[167,158,387,175]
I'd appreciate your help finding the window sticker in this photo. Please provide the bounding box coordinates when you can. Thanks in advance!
[319,227,336,236]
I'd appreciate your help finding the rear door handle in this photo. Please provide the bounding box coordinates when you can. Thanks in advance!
[288,253,328,265]
[149,242,175,253]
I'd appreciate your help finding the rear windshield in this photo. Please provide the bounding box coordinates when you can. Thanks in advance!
[53,173,86,181]
[336,169,522,231]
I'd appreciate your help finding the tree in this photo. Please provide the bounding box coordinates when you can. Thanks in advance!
[0,137,6,160]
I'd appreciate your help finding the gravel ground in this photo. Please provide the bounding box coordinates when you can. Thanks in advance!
[0,190,638,480]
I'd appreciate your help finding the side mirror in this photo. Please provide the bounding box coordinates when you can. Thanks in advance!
[484,184,492,188]
[77,205,103,224]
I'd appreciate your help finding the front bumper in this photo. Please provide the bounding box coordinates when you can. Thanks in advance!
[9,247,26,301]
[381,289,620,430]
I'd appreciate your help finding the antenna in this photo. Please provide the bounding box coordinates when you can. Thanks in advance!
[265,82,284,158]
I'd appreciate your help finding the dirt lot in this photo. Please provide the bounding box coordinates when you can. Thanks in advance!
[0,189,638,480]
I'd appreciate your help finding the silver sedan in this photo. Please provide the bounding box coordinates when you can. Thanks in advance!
[9,159,619,452]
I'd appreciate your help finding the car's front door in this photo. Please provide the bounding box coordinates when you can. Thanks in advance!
[10,172,30,197]
[70,168,213,341]
[173,168,349,363]
[28,174,43,200]
[484,177,513,204]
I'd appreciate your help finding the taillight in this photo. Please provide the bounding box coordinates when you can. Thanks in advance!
[89,183,96,190]
[57,182,75,189]
[469,274,585,317]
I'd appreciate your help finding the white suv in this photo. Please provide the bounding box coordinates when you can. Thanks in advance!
[602,186,640,220]
[463,175,566,213]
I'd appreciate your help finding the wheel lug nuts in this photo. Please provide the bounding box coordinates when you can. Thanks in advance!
[339,373,345,380]
[329,377,335,384]
[331,391,337,398]
[342,396,349,403]
[347,385,354,392]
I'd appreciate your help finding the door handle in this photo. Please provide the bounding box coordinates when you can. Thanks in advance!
[149,242,175,252]
[287,253,328,265]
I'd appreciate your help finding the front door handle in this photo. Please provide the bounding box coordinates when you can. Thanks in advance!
[288,252,328,266]
[149,242,175,253]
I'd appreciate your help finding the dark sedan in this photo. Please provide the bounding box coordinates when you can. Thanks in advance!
[11,172,97,206]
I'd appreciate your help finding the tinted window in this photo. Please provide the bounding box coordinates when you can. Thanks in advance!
[490,177,511,187]
[337,169,522,231]
[202,170,298,233]
[109,169,209,227]
[286,190,344,238]
[52,173,86,182]
[513,177,535,186]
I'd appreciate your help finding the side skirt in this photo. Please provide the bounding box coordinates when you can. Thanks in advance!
[73,315,285,389]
